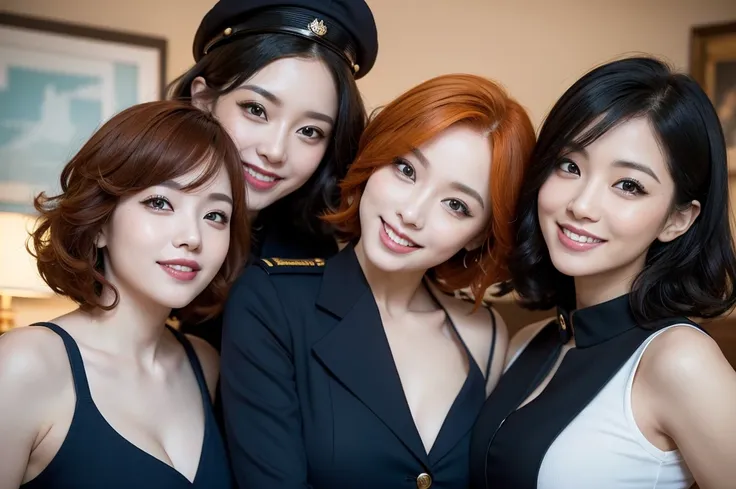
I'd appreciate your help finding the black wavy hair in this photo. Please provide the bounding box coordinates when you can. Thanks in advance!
[509,56,736,321]
[168,33,366,240]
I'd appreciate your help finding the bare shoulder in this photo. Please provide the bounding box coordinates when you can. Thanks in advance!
[639,325,734,395]
[184,334,220,401]
[436,292,510,388]
[0,325,71,402]
[505,316,555,370]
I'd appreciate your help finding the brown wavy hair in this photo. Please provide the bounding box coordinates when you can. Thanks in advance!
[29,100,249,322]
[323,74,536,306]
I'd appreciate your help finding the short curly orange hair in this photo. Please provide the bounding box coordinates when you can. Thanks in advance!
[323,74,535,306]
[29,100,250,322]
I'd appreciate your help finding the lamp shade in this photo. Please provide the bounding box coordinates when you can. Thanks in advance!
[0,212,53,298]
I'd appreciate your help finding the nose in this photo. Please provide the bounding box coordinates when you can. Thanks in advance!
[397,190,430,230]
[256,124,288,166]
[172,215,202,251]
[566,181,600,222]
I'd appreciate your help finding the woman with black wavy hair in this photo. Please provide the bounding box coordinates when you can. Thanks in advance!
[469,56,736,489]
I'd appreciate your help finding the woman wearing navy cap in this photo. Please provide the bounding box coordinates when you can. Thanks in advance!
[169,0,379,351]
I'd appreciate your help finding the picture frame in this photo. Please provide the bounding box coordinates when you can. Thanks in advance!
[690,20,736,173]
[0,13,167,214]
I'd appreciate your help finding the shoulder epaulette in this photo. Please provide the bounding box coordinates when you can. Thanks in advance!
[255,257,326,274]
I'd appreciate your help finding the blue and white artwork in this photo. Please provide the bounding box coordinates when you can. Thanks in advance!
[0,18,164,213]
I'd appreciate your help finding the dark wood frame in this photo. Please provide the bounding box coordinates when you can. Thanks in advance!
[0,12,167,98]
[690,20,736,174]
[690,20,736,88]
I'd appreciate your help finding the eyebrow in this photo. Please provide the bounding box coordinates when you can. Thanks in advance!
[612,160,660,183]
[239,84,335,125]
[565,146,661,184]
[411,148,486,209]
[159,180,233,205]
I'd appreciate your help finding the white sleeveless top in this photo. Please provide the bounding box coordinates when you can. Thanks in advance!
[508,323,700,489]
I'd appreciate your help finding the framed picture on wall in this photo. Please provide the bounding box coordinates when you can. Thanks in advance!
[691,20,736,173]
[0,13,166,214]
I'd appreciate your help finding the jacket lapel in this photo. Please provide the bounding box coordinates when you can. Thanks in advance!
[312,245,429,465]
[423,285,487,464]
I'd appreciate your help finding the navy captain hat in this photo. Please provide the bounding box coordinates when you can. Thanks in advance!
[193,0,378,79]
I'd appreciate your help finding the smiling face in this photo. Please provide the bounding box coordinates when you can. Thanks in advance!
[356,124,493,274]
[97,165,234,311]
[192,57,338,212]
[538,117,700,288]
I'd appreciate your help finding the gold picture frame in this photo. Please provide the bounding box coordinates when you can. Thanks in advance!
[691,20,736,173]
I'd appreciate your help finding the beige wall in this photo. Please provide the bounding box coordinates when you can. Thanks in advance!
[3,0,736,325]
[7,0,736,123]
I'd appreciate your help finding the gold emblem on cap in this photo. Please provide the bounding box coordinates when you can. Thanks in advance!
[223,27,233,36]
[308,18,328,36]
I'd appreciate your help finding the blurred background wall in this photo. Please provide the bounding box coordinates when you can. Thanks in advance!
[2,1,736,364]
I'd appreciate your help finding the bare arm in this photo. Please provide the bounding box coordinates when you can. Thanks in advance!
[640,326,736,489]
[0,327,66,489]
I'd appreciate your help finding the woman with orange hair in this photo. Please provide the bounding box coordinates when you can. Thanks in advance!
[219,74,535,489]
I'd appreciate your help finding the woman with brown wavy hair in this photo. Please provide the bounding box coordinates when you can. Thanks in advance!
[219,74,536,489]
[0,101,249,488]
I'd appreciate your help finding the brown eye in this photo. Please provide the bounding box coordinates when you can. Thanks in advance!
[151,198,166,209]
[298,127,324,139]
[558,159,580,175]
[394,159,415,180]
[142,197,172,211]
[614,179,646,195]
[443,198,471,217]
[238,102,267,120]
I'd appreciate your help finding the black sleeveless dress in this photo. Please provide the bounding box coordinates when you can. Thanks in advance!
[21,322,233,489]
[468,294,701,489]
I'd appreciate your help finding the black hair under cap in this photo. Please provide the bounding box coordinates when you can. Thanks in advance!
[193,0,378,79]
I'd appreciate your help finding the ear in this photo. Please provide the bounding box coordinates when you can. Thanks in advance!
[658,200,701,243]
[95,226,108,249]
[190,76,212,111]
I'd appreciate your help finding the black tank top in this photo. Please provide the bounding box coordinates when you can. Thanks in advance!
[21,322,233,489]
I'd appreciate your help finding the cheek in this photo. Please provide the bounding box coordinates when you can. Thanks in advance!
[211,102,251,150]
[429,213,483,250]
[104,210,160,267]
[607,202,668,240]
[362,168,401,207]
[288,143,327,179]
[537,178,563,218]
[203,227,231,272]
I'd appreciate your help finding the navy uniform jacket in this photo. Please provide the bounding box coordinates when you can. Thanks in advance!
[220,244,495,489]
[179,224,338,351]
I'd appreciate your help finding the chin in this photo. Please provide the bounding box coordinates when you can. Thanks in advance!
[246,195,274,212]
[363,241,412,273]
[548,254,605,279]
[151,290,204,311]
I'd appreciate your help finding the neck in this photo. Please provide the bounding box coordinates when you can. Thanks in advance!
[81,284,172,364]
[573,266,642,310]
[353,240,428,318]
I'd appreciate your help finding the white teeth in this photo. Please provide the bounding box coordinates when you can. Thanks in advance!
[384,223,416,247]
[563,228,602,244]
[166,264,193,272]
[246,166,277,182]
